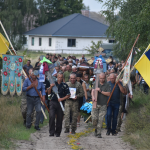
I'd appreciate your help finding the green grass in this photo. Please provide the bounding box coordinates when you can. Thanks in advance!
[0,94,49,149]
[123,87,150,149]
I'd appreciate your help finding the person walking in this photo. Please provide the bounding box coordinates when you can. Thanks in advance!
[91,73,111,138]
[22,70,45,130]
[107,73,127,135]
[48,72,70,137]
[64,73,84,134]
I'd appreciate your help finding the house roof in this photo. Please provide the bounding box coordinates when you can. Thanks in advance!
[24,13,109,37]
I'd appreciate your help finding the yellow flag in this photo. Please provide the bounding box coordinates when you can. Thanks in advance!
[134,44,150,87]
[0,33,9,58]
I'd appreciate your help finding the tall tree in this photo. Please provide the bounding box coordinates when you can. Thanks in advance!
[98,0,150,60]
[0,0,38,50]
[35,0,84,27]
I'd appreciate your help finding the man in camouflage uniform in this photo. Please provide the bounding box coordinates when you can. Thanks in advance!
[64,73,84,134]
[91,73,111,138]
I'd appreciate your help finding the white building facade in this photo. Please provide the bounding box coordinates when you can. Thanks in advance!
[24,13,113,54]
[24,35,113,54]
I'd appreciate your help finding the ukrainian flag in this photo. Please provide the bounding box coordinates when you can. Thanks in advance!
[0,33,9,58]
[134,44,150,87]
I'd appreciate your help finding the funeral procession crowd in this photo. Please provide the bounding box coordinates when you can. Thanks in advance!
[21,53,147,138]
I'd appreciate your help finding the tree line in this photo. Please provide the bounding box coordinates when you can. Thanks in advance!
[98,0,150,60]
[0,0,84,50]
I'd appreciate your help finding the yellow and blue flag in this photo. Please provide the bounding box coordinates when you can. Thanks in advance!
[134,44,150,87]
[0,33,9,58]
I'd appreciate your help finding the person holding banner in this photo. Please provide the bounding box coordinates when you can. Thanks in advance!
[107,73,127,136]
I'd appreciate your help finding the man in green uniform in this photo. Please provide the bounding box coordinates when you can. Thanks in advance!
[91,73,111,138]
[64,73,84,134]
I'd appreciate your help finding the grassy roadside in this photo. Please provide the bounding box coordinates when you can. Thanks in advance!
[0,94,49,149]
[123,88,150,149]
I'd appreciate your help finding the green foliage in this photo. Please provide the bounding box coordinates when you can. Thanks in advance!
[0,95,49,149]
[0,0,38,50]
[123,88,150,149]
[85,41,102,55]
[35,0,84,26]
[98,0,150,60]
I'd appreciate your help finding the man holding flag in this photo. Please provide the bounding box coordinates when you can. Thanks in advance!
[107,73,127,136]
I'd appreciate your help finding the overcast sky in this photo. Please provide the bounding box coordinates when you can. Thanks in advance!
[83,0,106,12]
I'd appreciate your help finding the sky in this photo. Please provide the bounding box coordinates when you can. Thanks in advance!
[83,0,106,12]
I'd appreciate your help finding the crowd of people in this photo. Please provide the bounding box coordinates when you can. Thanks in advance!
[21,53,146,138]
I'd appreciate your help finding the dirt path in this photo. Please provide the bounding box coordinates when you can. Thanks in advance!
[15,118,134,150]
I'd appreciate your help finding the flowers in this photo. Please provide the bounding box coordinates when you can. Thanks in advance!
[11,83,13,87]
[3,56,7,61]
[18,58,22,62]
[3,56,10,66]
[18,72,21,77]
[3,71,7,76]
[15,57,23,66]
[2,68,10,76]
[15,68,22,77]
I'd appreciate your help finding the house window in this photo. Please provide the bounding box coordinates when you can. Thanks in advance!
[23,37,27,44]
[49,38,52,46]
[109,40,115,43]
[68,39,76,47]
[39,38,42,46]
[31,37,34,46]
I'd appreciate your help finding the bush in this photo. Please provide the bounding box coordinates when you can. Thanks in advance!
[123,88,150,149]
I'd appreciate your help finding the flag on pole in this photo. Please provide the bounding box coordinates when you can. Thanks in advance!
[134,44,150,87]
[122,48,134,86]
[0,33,9,58]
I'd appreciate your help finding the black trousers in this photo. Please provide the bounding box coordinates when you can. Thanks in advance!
[49,101,63,135]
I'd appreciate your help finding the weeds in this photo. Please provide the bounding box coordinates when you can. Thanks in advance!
[123,88,150,149]
[0,94,49,149]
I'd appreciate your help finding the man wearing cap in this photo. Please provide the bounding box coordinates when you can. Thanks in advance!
[22,70,46,130]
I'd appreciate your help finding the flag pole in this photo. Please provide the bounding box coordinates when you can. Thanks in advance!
[107,34,140,106]
[0,21,48,118]
[84,34,140,123]
[0,20,16,55]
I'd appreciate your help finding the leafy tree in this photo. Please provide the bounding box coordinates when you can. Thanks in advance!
[0,0,38,50]
[35,0,84,26]
[97,0,150,60]
[85,41,102,55]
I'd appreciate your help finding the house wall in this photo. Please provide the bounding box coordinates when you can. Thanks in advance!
[24,36,110,54]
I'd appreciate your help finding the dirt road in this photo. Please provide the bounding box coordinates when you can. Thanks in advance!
[16,119,134,150]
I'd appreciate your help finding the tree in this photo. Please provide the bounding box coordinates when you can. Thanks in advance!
[97,0,150,60]
[35,0,84,26]
[0,0,38,50]
[85,41,102,55]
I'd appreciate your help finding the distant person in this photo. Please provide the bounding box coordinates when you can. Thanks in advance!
[63,65,72,82]
[23,60,33,75]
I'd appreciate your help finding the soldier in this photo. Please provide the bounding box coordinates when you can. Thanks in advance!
[64,73,84,134]
[91,73,111,138]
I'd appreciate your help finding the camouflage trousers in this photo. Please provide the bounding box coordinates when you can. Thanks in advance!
[91,105,107,134]
[64,100,78,131]
[20,98,36,124]
[116,104,124,130]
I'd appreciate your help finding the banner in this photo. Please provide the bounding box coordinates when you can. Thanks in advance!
[0,33,9,58]
[1,54,24,96]
[122,49,133,86]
